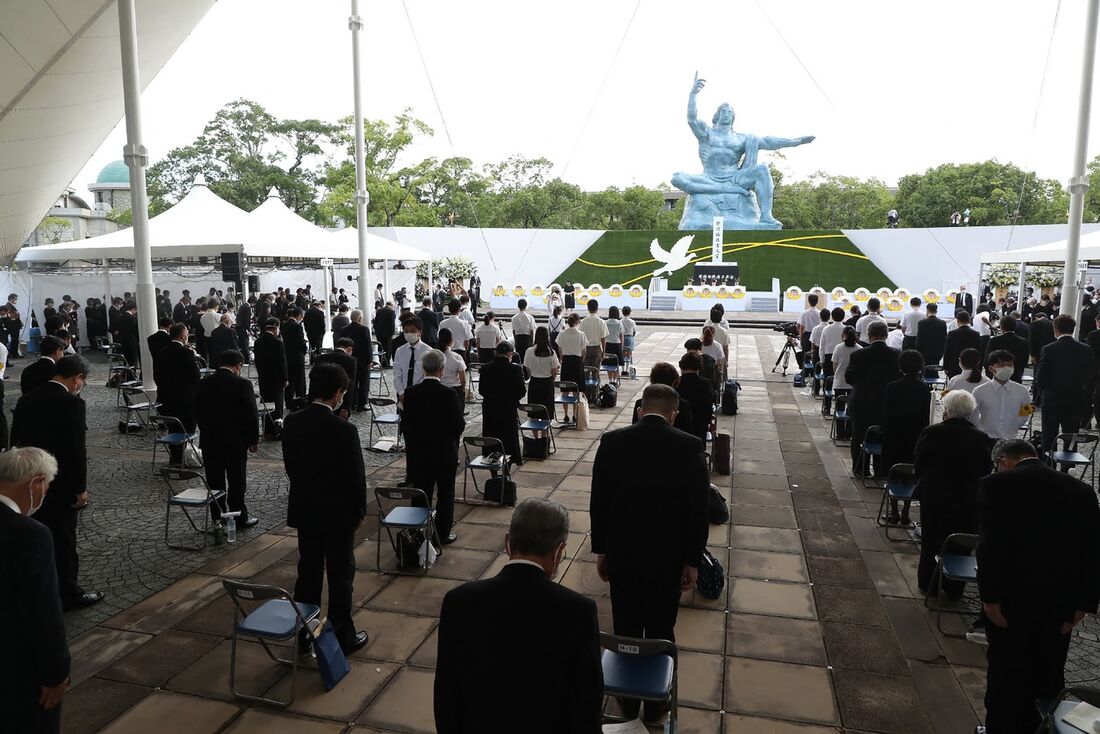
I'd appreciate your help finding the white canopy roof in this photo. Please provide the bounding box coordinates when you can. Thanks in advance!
[0,0,217,262]
[328,226,431,262]
[979,230,1100,265]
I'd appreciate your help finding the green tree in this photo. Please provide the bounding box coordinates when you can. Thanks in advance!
[1085,154,1100,222]
[894,160,1067,228]
[37,216,71,243]
[773,173,894,229]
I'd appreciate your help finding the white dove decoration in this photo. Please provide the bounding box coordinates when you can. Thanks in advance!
[649,235,695,278]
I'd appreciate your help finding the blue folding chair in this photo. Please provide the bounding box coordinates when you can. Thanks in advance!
[222,580,320,707]
[876,463,918,540]
[150,415,200,470]
[519,403,556,458]
[856,424,883,486]
[461,436,512,505]
[830,394,851,446]
[160,467,224,550]
[374,486,441,575]
[600,632,678,733]
[923,532,980,637]
[553,380,579,427]
[367,397,401,449]
[1048,433,1097,486]
[368,361,388,397]
[1038,685,1100,734]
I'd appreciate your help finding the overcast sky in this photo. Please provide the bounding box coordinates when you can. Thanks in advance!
[73,0,1097,206]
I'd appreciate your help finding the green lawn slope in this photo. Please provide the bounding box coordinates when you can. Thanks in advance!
[554,230,895,291]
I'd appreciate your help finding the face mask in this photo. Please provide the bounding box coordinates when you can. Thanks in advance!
[994,366,1013,381]
[405,333,420,345]
[27,480,42,516]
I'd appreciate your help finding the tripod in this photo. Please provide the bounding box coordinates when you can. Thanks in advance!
[772,338,799,376]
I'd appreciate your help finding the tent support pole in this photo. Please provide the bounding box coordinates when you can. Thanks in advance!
[349,0,370,309]
[1018,263,1028,304]
[383,260,389,307]
[1062,0,1100,335]
[117,0,156,380]
[103,258,113,343]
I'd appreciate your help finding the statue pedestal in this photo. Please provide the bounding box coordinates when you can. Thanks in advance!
[678,192,781,231]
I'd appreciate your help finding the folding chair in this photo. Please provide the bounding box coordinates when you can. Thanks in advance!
[553,380,579,427]
[160,467,224,550]
[374,486,441,576]
[150,415,201,469]
[519,403,557,458]
[195,355,216,379]
[830,395,851,446]
[122,386,159,433]
[876,463,918,540]
[256,401,276,438]
[367,397,401,449]
[368,361,388,397]
[600,632,678,733]
[1037,685,1100,734]
[583,366,601,399]
[221,580,320,707]
[466,363,482,403]
[855,424,884,486]
[923,532,980,637]
[600,359,621,386]
[1049,433,1098,486]
[922,365,946,390]
[461,436,511,505]
[107,353,140,406]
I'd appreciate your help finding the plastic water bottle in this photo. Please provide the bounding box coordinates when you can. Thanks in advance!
[223,511,240,543]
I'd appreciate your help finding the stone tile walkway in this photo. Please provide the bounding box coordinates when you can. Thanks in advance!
[47,326,1099,732]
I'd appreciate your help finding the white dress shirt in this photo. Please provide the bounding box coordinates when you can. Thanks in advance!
[606,319,623,344]
[900,307,923,335]
[831,343,861,389]
[810,321,827,347]
[439,315,472,348]
[621,317,637,337]
[579,314,608,345]
[475,323,504,349]
[886,329,904,350]
[798,307,819,334]
[855,313,885,342]
[556,327,588,357]
[441,348,467,388]
[511,311,536,336]
[0,494,19,514]
[818,322,844,357]
[973,378,1032,439]
[523,349,560,379]
[200,308,220,336]
[393,339,432,396]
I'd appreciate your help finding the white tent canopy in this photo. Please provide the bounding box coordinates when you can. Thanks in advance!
[328,226,430,262]
[246,187,337,255]
[979,230,1100,265]
[0,0,216,262]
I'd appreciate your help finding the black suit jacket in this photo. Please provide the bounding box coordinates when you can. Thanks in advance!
[19,357,55,394]
[0,504,70,729]
[253,332,288,390]
[417,308,439,344]
[591,415,709,578]
[280,319,307,358]
[632,397,694,435]
[942,325,980,378]
[172,302,188,324]
[342,321,373,366]
[116,310,139,348]
[956,292,975,317]
[915,316,947,367]
[1029,317,1055,361]
[881,376,930,466]
[303,308,326,341]
[147,330,171,358]
[987,332,1030,381]
[402,378,465,466]
[196,368,258,450]
[913,417,991,539]
[434,563,602,734]
[237,302,252,331]
[978,459,1100,619]
[209,325,238,366]
[153,341,200,421]
[283,403,366,531]
[372,307,396,339]
[11,382,86,509]
[1036,335,1094,407]
[331,314,350,342]
[312,351,357,413]
[844,340,901,422]
[676,372,714,441]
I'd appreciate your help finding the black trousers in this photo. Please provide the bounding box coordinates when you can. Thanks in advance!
[984,610,1071,734]
[286,355,306,404]
[1041,403,1081,452]
[850,418,884,477]
[514,333,532,361]
[258,384,284,436]
[204,443,248,522]
[609,569,682,643]
[36,506,81,604]
[354,357,370,408]
[236,329,250,363]
[413,459,457,538]
[901,335,916,351]
[307,334,323,358]
[377,335,393,367]
[294,527,356,648]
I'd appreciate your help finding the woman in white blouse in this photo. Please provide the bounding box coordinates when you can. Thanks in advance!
[945,348,988,394]
[555,313,588,391]
[475,311,504,365]
[523,326,561,420]
[831,326,861,393]
[437,327,468,402]
[547,306,566,344]
[605,306,624,365]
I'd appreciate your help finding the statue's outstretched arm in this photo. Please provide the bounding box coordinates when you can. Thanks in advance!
[687,73,707,140]
[757,134,815,151]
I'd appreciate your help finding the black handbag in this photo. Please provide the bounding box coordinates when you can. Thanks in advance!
[395,528,424,569]
[696,549,725,600]
[708,484,729,524]
[484,477,517,506]
[522,435,550,460]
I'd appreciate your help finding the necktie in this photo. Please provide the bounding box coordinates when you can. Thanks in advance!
[407,348,415,392]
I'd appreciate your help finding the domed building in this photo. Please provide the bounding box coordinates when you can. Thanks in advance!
[23,160,129,246]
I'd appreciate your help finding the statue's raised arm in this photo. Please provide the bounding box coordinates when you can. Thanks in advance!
[757,134,816,151]
[687,72,708,141]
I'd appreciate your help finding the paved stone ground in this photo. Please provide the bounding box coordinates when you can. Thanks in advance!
[38,328,1100,733]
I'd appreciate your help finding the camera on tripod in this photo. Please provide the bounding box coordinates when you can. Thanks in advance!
[773,322,799,337]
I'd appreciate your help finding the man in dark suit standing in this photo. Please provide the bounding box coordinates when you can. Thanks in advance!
[303,300,327,359]
[478,341,527,465]
[417,298,439,347]
[0,448,71,734]
[591,383,708,721]
[676,351,714,442]
[21,336,64,394]
[147,318,172,359]
[435,499,602,733]
[1035,314,1094,451]
[987,315,1030,382]
[942,310,980,378]
[845,320,901,477]
[915,303,947,372]
[372,301,396,368]
[196,349,260,529]
[153,324,200,465]
[11,356,102,610]
[253,318,288,437]
[281,307,308,407]
[401,349,464,544]
[115,300,141,372]
[331,304,350,344]
[209,314,238,368]
[282,363,369,654]
[172,296,189,325]
[312,338,357,417]
[978,439,1100,734]
[342,310,373,411]
[955,284,974,319]
[1029,311,1056,366]
[236,296,253,363]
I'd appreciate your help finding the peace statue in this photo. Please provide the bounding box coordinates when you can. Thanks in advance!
[671,73,815,230]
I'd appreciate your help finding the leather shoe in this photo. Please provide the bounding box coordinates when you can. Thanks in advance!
[342,630,369,654]
[241,517,260,528]
[440,533,458,546]
[63,591,104,611]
